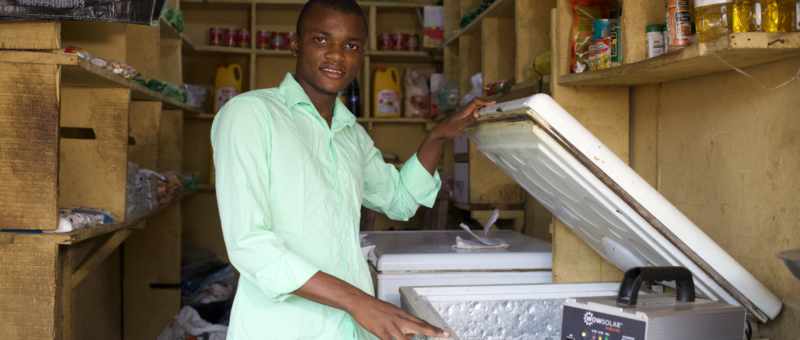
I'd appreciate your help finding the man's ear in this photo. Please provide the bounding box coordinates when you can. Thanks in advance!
[290,35,300,57]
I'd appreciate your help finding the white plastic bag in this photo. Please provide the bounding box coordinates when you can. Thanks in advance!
[459,72,483,106]
[157,306,228,340]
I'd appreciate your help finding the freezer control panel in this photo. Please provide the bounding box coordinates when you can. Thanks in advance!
[561,306,646,340]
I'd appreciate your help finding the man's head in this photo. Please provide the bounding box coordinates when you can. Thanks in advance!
[291,0,368,97]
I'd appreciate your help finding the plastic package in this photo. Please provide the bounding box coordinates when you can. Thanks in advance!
[438,82,460,111]
[126,163,161,220]
[404,68,435,118]
[568,0,621,73]
[459,73,483,106]
[158,171,186,205]
[185,84,208,109]
[45,206,116,234]
[483,80,510,96]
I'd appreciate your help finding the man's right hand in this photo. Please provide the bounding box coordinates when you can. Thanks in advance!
[293,271,450,340]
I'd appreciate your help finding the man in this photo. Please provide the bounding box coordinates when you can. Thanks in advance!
[211,0,493,338]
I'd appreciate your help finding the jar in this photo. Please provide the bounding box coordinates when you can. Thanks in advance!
[734,0,781,32]
[665,0,692,51]
[779,0,800,31]
[695,0,734,42]
[646,24,666,59]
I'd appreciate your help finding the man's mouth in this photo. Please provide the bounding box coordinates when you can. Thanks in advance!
[321,67,345,79]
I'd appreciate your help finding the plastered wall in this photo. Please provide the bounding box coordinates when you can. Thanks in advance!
[630,57,800,338]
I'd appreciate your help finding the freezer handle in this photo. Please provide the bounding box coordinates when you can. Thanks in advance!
[616,266,695,307]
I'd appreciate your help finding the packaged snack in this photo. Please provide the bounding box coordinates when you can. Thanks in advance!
[404,68,435,118]
[568,0,621,73]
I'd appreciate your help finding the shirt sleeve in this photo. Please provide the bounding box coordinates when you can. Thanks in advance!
[211,96,319,303]
[360,134,442,221]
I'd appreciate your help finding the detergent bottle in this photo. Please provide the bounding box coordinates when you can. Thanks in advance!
[214,63,242,113]
[373,67,401,118]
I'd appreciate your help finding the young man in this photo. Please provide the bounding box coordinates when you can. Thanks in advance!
[211,0,493,338]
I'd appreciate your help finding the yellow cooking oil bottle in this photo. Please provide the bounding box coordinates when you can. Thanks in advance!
[779,0,800,31]
[695,0,735,42]
[373,67,401,118]
[733,0,781,32]
[214,63,242,113]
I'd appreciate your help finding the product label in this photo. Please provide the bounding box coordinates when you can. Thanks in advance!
[755,3,762,25]
[216,87,240,112]
[561,306,646,340]
[376,90,399,115]
[610,24,621,62]
[595,39,611,70]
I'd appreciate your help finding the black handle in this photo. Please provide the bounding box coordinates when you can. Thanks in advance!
[616,267,695,307]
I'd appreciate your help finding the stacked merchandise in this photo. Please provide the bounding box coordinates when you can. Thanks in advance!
[126,162,159,220]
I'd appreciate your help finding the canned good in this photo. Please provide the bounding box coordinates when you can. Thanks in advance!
[224,29,237,47]
[592,19,610,39]
[595,37,612,70]
[406,34,419,51]
[237,29,251,48]
[392,33,405,50]
[271,32,287,50]
[665,0,691,51]
[209,27,223,46]
[379,33,392,50]
[285,32,296,48]
[256,31,269,48]
[588,41,597,71]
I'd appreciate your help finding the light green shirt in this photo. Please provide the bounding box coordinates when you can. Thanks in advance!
[211,73,441,340]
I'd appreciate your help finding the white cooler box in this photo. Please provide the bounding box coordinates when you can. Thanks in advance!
[361,230,552,307]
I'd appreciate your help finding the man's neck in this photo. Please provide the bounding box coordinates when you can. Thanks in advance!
[295,75,337,128]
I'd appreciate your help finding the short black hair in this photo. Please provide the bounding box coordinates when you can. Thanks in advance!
[296,0,368,37]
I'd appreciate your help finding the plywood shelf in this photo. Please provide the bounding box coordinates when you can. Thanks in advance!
[558,33,800,87]
[366,50,439,62]
[0,51,202,112]
[185,44,295,56]
[438,0,515,52]
[0,191,196,245]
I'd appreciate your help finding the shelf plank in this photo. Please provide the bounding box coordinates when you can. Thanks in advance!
[185,44,294,56]
[486,76,551,102]
[0,51,202,113]
[182,0,435,7]
[366,50,438,62]
[438,0,515,52]
[160,17,195,50]
[558,33,800,87]
[0,191,196,245]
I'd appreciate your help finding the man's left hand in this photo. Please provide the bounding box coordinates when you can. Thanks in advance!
[430,97,496,140]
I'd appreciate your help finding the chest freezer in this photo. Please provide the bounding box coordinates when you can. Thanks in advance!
[399,94,781,339]
[361,230,553,307]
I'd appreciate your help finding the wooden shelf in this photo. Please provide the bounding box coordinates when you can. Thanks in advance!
[486,76,551,102]
[366,50,440,62]
[0,191,196,245]
[0,51,202,112]
[356,117,438,131]
[185,44,295,56]
[182,0,435,7]
[196,184,217,192]
[438,0,514,52]
[558,33,800,87]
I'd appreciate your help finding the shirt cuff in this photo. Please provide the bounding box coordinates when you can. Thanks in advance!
[254,251,320,303]
[399,153,442,208]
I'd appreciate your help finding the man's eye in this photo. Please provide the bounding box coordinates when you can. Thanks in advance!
[314,37,325,43]
[348,44,358,50]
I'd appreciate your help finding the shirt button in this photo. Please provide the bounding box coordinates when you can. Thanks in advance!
[345,230,350,236]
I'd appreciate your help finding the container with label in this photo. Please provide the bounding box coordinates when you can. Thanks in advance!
[646,24,666,59]
[779,0,800,31]
[608,9,622,67]
[592,19,610,39]
[665,0,692,52]
[224,29,237,47]
[594,37,612,70]
[695,0,734,42]
[379,34,392,50]
[588,41,597,71]
[373,67,401,118]
[662,23,670,48]
[237,29,250,48]
[734,0,781,32]
[210,27,223,46]
[406,34,419,51]
[271,32,286,50]
[256,31,269,48]
[214,63,242,113]
[392,34,405,50]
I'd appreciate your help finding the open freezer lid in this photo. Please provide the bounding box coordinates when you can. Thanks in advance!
[467,94,781,322]
[363,230,552,272]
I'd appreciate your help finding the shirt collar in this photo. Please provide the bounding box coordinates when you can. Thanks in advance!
[278,73,356,132]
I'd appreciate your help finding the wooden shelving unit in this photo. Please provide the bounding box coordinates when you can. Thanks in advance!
[438,0,514,52]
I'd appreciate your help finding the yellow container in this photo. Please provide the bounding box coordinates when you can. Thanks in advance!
[214,63,242,113]
[734,0,781,32]
[695,0,735,42]
[779,0,800,31]
[373,67,401,118]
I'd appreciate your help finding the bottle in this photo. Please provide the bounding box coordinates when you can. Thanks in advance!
[609,8,623,67]
[734,0,781,32]
[214,63,242,113]
[373,67,401,118]
[338,85,348,105]
[346,80,360,116]
[696,0,735,42]
[662,23,670,50]
[779,0,800,31]
[646,24,666,59]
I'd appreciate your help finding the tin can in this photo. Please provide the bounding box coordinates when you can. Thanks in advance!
[271,32,286,50]
[223,29,237,47]
[209,27,223,46]
[237,29,251,48]
[392,33,405,50]
[406,34,419,51]
[592,19,610,39]
[588,41,597,71]
[379,33,392,50]
[595,37,612,70]
[285,32,296,48]
[256,31,269,48]
[665,0,691,51]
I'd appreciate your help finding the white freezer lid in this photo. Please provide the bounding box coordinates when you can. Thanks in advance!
[362,230,552,272]
[468,94,781,322]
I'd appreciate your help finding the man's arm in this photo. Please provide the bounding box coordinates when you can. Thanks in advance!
[416,97,496,174]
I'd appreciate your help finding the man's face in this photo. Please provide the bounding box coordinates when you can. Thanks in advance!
[291,6,367,96]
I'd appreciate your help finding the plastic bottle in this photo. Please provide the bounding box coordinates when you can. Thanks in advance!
[696,0,735,42]
[338,85,348,104]
[646,24,666,59]
[347,80,360,116]
[373,67,401,118]
[609,8,622,67]
[734,0,781,32]
[214,63,242,113]
[779,0,800,31]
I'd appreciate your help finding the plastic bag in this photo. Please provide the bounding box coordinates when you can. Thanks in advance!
[158,170,185,205]
[157,306,228,340]
[403,68,435,118]
[438,82,460,111]
[459,73,483,106]
[569,0,620,73]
